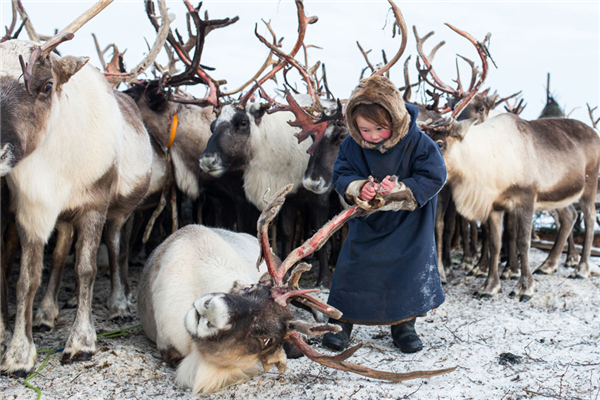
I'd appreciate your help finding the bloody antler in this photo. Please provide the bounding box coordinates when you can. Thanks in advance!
[255,185,457,382]
[287,333,456,382]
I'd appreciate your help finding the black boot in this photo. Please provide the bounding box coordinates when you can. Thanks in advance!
[391,318,423,353]
[322,319,353,351]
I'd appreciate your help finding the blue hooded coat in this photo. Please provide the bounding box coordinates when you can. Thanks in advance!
[328,76,447,324]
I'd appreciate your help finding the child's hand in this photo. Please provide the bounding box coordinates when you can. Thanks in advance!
[360,181,377,201]
[378,176,395,196]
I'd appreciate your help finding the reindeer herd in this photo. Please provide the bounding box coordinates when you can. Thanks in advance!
[0,0,598,394]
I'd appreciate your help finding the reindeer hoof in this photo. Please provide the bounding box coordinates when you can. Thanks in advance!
[508,291,516,298]
[478,293,492,300]
[10,369,30,379]
[519,295,532,302]
[33,324,53,333]
[61,351,94,364]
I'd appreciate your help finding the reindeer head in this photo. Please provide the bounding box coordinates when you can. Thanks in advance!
[184,283,292,373]
[0,39,89,175]
[199,103,270,178]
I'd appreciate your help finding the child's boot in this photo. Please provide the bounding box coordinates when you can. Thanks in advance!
[322,319,353,351]
[391,318,423,353]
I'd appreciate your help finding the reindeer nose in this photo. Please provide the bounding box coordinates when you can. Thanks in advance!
[199,153,224,177]
[302,176,329,195]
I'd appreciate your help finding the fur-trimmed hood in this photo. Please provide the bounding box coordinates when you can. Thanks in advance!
[345,75,410,153]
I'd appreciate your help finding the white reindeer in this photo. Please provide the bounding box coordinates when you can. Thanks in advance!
[138,185,456,394]
[0,30,154,374]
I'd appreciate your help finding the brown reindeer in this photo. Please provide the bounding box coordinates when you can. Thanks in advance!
[423,43,600,300]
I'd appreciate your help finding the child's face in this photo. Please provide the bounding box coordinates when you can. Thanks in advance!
[356,116,392,144]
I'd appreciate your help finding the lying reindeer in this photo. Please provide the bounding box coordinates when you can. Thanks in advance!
[138,185,456,393]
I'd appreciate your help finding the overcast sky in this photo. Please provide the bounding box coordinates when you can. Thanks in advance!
[1,1,598,124]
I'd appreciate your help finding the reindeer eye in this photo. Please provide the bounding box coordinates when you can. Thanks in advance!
[478,106,485,113]
[42,81,53,94]
[239,119,248,128]
[206,321,214,328]
[435,140,446,151]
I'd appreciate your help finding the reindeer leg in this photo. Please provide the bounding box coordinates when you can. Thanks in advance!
[1,216,18,353]
[564,206,579,267]
[434,188,449,283]
[510,203,536,301]
[470,219,490,277]
[477,211,502,299]
[106,214,134,321]
[61,210,105,364]
[501,211,520,279]
[0,229,44,376]
[33,223,74,331]
[442,199,456,269]
[536,207,575,275]
[459,216,474,270]
[574,194,596,279]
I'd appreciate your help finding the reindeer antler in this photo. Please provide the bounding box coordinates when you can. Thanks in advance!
[372,0,407,77]
[239,0,317,108]
[19,0,114,95]
[587,103,599,129]
[287,333,456,382]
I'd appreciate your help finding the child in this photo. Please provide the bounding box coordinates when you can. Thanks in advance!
[322,75,447,353]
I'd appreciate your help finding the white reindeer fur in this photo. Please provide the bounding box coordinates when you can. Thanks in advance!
[139,225,269,393]
[446,113,582,221]
[234,103,311,210]
[2,41,151,242]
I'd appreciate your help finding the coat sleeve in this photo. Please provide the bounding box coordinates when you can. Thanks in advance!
[332,139,367,202]
[401,132,447,208]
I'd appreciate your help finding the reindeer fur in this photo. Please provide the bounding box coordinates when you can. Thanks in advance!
[430,113,600,300]
[0,40,152,373]
[138,225,290,394]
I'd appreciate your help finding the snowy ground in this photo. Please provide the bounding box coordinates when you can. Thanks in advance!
[2,247,600,400]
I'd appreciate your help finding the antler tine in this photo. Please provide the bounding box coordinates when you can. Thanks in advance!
[356,41,375,74]
[105,0,170,84]
[587,103,599,129]
[456,55,478,94]
[274,205,365,285]
[444,23,491,119]
[1,1,18,42]
[401,55,412,102]
[321,63,334,100]
[222,19,280,96]
[493,90,522,109]
[372,0,407,77]
[413,25,456,95]
[256,184,294,280]
[239,0,316,108]
[19,0,114,96]
[287,333,457,382]
[253,24,323,114]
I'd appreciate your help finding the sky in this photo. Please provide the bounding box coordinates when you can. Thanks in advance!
[1,0,599,124]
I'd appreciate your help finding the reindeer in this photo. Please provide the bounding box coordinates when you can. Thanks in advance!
[199,1,337,287]
[422,30,600,300]
[0,0,167,374]
[138,184,455,393]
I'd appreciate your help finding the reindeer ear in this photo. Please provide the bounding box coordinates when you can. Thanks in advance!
[451,118,477,140]
[249,102,271,125]
[52,56,89,87]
